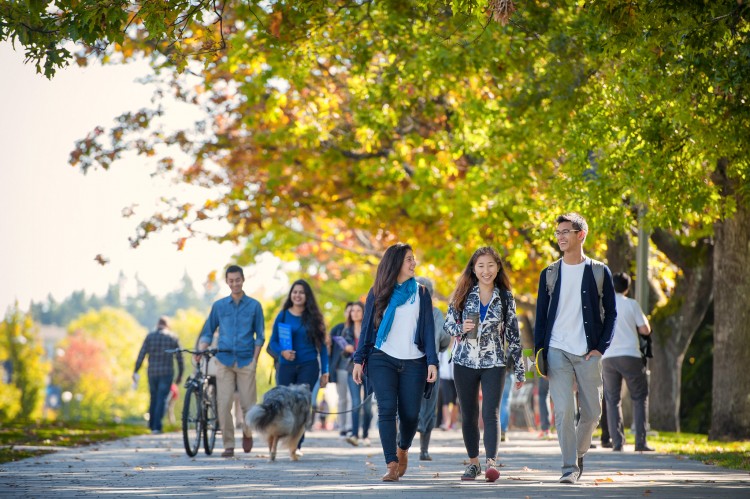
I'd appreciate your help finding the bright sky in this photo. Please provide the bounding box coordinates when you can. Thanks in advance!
[0,43,285,312]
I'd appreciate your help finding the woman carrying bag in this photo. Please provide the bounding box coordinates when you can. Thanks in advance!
[444,246,525,481]
[352,243,438,482]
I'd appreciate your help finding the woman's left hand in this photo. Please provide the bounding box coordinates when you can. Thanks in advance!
[319,373,329,388]
[427,365,438,383]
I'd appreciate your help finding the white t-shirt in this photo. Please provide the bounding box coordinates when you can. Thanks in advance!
[603,294,649,359]
[379,292,424,360]
[549,261,588,356]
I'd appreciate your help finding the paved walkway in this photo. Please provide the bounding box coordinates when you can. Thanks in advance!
[1,429,748,498]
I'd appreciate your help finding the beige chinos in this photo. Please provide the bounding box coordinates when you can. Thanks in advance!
[216,361,257,449]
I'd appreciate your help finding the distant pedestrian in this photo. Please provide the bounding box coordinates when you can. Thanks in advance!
[536,376,552,438]
[499,367,513,442]
[415,276,450,461]
[602,272,653,452]
[198,265,265,458]
[268,279,330,454]
[534,213,617,484]
[329,302,354,437]
[438,347,459,430]
[133,316,184,434]
[342,301,373,447]
[444,246,525,481]
[352,243,438,482]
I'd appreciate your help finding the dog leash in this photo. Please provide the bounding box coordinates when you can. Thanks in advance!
[312,393,374,415]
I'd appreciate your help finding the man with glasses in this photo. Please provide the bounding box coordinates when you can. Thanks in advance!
[534,213,617,484]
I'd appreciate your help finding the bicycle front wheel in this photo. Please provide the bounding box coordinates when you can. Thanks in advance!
[203,383,218,455]
[182,384,202,457]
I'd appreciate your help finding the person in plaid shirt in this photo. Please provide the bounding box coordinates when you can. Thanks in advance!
[133,317,184,434]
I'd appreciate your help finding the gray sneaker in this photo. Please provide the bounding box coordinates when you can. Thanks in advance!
[461,463,482,481]
[559,470,580,484]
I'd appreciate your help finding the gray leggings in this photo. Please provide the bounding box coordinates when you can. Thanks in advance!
[453,363,506,460]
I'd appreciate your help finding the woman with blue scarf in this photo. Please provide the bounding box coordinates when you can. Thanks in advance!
[352,243,438,482]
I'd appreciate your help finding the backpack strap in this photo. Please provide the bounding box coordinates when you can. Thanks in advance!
[589,258,606,320]
[545,259,562,297]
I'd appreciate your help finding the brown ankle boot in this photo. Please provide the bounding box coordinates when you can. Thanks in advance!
[396,447,408,477]
[382,461,399,482]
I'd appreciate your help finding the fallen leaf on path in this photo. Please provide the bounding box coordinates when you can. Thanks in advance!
[521,466,534,472]
[134,466,143,471]
[433,473,440,478]
[616,471,635,476]
[594,477,614,483]
[643,490,652,496]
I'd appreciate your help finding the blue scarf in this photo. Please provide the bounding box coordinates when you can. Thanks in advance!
[375,277,417,349]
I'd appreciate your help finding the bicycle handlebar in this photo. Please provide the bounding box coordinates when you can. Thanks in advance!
[165,347,224,356]
[164,348,254,356]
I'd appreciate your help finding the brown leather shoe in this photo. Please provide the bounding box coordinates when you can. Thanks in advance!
[242,435,253,453]
[221,448,235,458]
[382,461,399,482]
[396,447,408,477]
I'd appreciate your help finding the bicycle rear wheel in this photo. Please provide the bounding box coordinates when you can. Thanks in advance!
[203,383,219,455]
[182,384,202,457]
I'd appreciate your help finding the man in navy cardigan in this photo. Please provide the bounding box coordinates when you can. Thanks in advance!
[534,213,617,484]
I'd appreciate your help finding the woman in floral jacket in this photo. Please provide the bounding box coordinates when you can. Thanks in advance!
[444,246,525,481]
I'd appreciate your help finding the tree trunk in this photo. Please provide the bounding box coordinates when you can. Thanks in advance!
[648,230,713,431]
[605,231,635,274]
[710,162,750,440]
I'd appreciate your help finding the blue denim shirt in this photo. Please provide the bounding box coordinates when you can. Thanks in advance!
[199,294,265,368]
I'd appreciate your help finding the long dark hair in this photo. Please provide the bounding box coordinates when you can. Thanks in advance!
[449,247,511,316]
[372,243,413,330]
[283,279,326,350]
[345,301,365,330]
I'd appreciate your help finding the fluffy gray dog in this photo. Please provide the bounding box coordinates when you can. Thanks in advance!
[245,384,312,461]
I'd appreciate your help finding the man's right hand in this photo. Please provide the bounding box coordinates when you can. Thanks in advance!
[281,350,296,361]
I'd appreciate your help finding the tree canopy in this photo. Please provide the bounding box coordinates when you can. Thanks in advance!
[4,0,750,436]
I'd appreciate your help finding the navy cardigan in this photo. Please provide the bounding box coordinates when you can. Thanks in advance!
[352,284,439,367]
[534,258,617,358]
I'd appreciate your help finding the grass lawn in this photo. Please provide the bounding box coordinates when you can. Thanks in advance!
[0,421,149,464]
[650,432,750,471]
[594,429,750,471]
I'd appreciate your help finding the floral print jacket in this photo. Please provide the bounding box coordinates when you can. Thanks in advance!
[444,285,525,382]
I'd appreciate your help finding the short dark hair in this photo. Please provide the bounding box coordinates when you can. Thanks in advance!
[225,265,244,278]
[556,212,588,233]
[613,272,631,293]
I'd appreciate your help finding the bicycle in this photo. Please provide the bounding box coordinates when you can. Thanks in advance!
[166,347,222,457]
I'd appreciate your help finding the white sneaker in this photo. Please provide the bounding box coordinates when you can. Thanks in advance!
[559,471,579,484]
[361,438,371,446]
[345,435,359,447]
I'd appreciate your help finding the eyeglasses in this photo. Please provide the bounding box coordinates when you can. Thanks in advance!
[554,229,580,238]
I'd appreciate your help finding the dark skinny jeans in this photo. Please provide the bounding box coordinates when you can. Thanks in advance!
[453,363,506,461]
[368,349,427,464]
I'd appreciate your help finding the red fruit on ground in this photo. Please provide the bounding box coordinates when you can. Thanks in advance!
[485,467,500,482]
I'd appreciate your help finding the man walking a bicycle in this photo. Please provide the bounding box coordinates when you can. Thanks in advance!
[198,264,266,458]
